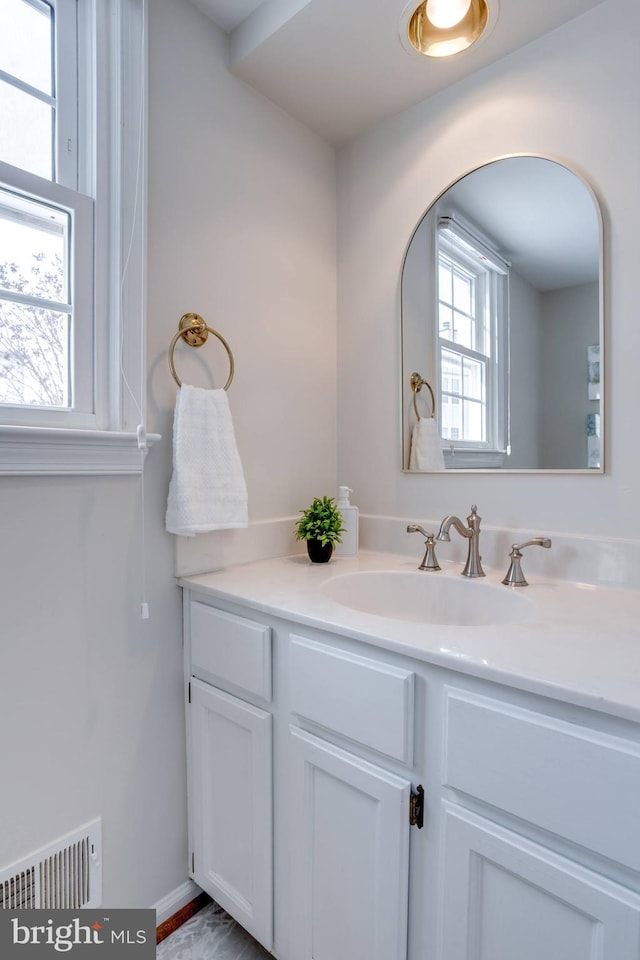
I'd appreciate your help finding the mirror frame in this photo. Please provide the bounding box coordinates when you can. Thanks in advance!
[400,153,605,474]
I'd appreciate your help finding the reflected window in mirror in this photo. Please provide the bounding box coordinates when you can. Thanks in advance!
[402,156,603,473]
[436,216,509,467]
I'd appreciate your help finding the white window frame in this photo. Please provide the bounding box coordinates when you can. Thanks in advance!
[0,0,159,475]
[436,215,509,470]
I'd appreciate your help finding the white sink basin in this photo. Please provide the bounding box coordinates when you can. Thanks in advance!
[322,570,533,626]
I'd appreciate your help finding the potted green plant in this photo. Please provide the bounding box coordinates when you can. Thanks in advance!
[295,495,345,563]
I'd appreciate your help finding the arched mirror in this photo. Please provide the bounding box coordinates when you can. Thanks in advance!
[401,156,603,472]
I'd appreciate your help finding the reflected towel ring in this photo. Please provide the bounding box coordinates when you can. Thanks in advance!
[168,312,235,389]
[410,372,436,419]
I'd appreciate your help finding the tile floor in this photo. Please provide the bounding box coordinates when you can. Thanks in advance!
[157,902,272,959]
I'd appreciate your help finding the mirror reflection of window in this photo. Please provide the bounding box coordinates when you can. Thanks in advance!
[436,216,509,467]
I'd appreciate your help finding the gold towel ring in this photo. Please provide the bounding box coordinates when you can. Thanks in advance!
[410,372,435,419]
[168,313,235,389]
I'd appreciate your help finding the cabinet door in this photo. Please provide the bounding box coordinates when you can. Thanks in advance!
[189,678,273,949]
[441,803,640,960]
[289,727,411,960]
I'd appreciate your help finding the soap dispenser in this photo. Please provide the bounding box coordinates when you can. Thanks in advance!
[334,486,359,557]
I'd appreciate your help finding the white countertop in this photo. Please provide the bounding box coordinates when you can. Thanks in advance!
[179,550,640,725]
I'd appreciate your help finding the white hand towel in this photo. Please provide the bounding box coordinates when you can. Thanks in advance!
[166,385,248,536]
[409,417,445,471]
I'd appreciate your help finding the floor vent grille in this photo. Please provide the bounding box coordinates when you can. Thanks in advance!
[0,818,102,909]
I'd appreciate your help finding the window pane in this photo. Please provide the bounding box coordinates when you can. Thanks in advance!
[453,310,472,349]
[0,301,69,407]
[0,79,53,178]
[453,270,472,315]
[441,349,461,394]
[0,190,68,303]
[463,356,485,401]
[0,0,52,95]
[438,260,453,305]
[441,395,461,441]
[464,400,485,442]
[439,304,453,339]
[0,189,71,410]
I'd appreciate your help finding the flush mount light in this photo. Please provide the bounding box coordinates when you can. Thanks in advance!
[401,0,492,59]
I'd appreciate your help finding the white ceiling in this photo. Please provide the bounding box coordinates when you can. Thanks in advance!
[441,158,600,291]
[189,0,265,34]
[190,0,608,144]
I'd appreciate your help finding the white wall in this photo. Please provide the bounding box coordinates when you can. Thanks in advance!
[0,472,184,908]
[337,0,639,537]
[147,0,337,575]
[0,0,336,910]
[540,282,600,469]
[508,270,541,469]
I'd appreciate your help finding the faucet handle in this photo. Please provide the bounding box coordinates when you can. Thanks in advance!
[512,537,552,552]
[407,523,430,538]
[502,537,552,587]
[407,524,441,571]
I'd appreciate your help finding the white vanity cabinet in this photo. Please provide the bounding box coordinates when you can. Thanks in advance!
[286,633,416,960]
[184,600,274,950]
[182,585,640,960]
[438,685,640,960]
[184,591,421,960]
[288,727,411,960]
[441,804,640,960]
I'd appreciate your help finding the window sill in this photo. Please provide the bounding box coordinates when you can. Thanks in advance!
[443,449,506,470]
[0,425,161,476]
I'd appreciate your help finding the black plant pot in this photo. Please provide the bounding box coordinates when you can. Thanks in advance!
[307,539,333,563]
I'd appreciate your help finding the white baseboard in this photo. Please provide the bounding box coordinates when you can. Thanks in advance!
[152,879,203,926]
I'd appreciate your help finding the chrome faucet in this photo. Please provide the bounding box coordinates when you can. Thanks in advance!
[436,504,485,578]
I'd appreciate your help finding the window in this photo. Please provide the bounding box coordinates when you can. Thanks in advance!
[0,0,155,474]
[436,216,509,467]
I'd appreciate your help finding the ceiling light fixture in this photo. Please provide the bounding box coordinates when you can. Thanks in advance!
[425,0,471,30]
[403,0,491,59]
